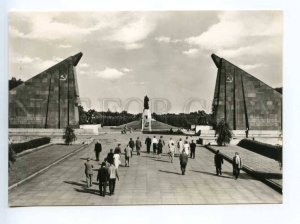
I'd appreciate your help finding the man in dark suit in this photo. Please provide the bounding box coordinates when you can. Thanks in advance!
[114,144,121,154]
[214,150,224,175]
[97,162,109,197]
[128,138,135,157]
[94,141,102,161]
[190,140,196,159]
[179,151,188,175]
[106,149,114,165]
[145,136,151,153]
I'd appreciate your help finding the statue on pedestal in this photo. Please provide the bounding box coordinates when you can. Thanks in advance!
[142,95,151,131]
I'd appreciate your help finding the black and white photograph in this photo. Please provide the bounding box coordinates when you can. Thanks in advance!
[7,10,283,206]
[1,1,300,224]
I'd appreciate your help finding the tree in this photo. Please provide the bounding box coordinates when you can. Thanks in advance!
[86,109,96,124]
[9,144,16,168]
[63,125,77,145]
[215,119,232,146]
[9,77,23,90]
[78,105,88,124]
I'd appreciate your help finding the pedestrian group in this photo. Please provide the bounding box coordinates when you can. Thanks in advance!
[85,135,243,197]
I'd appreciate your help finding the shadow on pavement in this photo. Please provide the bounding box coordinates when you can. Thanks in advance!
[190,170,232,179]
[140,154,156,158]
[64,181,87,187]
[221,171,253,180]
[74,188,101,196]
[153,159,170,163]
[158,169,181,175]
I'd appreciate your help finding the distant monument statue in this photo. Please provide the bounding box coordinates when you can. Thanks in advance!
[142,95,151,131]
[144,95,149,109]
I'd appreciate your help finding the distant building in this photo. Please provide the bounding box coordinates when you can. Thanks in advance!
[211,54,282,130]
[9,52,82,128]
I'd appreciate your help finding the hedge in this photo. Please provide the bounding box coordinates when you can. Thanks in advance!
[237,139,282,162]
[142,129,201,136]
[11,137,51,154]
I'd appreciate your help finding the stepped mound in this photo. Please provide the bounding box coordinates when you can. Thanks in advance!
[112,119,177,130]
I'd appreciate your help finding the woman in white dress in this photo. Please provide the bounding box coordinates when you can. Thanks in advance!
[168,138,176,163]
[177,138,184,154]
[183,140,190,156]
[113,153,121,169]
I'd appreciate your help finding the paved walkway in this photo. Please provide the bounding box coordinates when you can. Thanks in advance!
[206,145,282,187]
[9,133,281,206]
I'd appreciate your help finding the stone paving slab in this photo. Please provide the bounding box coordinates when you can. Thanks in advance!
[206,145,282,188]
[9,144,84,186]
[9,133,281,206]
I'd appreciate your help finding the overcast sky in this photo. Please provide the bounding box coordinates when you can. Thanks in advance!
[9,11,282,114]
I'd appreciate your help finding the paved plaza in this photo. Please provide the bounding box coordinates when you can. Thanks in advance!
[9,133,282,206]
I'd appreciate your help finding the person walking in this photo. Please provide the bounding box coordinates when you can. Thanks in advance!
[97,162,109,197]
[168,137,175,163]
[232,152,242,179]
[185,136,190,145]
[114,144,121,154]
[183,140,190,156]
[160,136,166,147]
[124,145,131,167]
[108,163,119,196]
[190,140,196,159]
[152,136,158,154]
[179,151,188,175]
[245,127,249,138]
[84,158,94,188]
[135,137,142,155]
[177,138,184,154]
[157,139,163,159]
[113,153,121,169]
[214,150,224,175]
[145,136,152,153]
[94,141,102,161]
[105,149,114,165]
[128,138,135,157]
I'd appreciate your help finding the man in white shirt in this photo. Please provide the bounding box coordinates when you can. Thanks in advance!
[232,152,242,179]
[108,163,119,195]
[152,136,158,154]
[168,138,175,163]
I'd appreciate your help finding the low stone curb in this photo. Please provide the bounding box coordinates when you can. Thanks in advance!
[16,143,53,158]
[204,145,282,194]
[9,140,95,190]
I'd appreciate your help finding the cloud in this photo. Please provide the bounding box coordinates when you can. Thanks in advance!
[238,63,267,71]
[79,63,89,68]
[122,68,132,72]
[185,11,282,50]
[96,67,130,80]
[155,36,171,43]
[59,44,72,48]
[182,48,200,57]
[10,54,64,79]
[108,14,158,49]
[155,36,182,44]
[9,12,125,41]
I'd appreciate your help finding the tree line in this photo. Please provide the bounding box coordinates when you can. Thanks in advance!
[79,105,215,128]
[152,111,215,129]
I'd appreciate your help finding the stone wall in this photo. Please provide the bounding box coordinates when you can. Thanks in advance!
[212,54,282,130]
[9,53,82,129]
